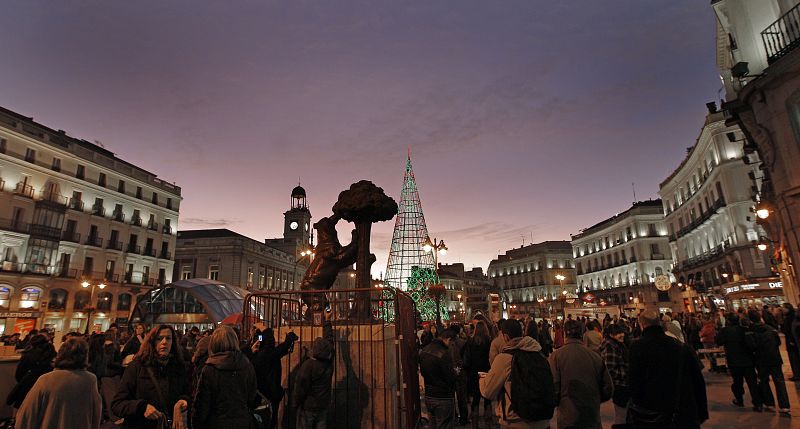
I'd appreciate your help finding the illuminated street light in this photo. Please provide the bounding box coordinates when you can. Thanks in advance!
[422,236,449,325]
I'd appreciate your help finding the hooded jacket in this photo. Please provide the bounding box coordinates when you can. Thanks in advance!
[479,336,550,429]
[192,350,258,429]
[293,331,335,413]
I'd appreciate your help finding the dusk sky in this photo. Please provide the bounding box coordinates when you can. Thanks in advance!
[1,1,722,277]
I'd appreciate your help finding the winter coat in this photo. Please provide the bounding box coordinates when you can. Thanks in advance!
[7,344,56,408]
[600,337,628,388]
[715,324,755,368]
[192,351,258,429]
[548,338,613,429]
[111,358,191,429]
[252,338,293,402]
[751,323,783,368]
[782,309,798,351]
[15,369,102,429]
[699,322,716,345]
[465,337,491,373]
[479,336,550,429]
[419,338,456,399]
[583,330,602,354]
[122,336,144,360]
[293,333,335,413]
[553,327,565,349]
[629,326,708,428]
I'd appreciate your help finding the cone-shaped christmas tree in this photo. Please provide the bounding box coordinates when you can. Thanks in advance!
[385,153,448,322]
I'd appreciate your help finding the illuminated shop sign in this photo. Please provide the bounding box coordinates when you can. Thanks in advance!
[725,281,783,295]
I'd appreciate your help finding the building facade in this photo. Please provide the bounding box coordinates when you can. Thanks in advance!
[438,263,491,322]
[659,108,778,312]
[571,200,678,314]
[487,241,576,319]
[0,106,181,335]
[175,187,313,293]
[714,0,800,305]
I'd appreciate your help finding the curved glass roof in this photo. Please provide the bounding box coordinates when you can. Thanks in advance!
[133,278,248,324]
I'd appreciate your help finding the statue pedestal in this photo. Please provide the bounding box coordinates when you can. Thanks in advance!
[275,323,400,429]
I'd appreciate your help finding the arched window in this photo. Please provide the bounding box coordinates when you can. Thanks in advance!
[73,291,90,310]
[0,285,12,309]
[96,292,113,311]
[117,293,132,311]
[655,267,664,276]
[18,287,41,309]
[48,289,68,310]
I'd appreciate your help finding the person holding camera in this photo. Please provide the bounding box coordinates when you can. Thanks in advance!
[251,328,298,429]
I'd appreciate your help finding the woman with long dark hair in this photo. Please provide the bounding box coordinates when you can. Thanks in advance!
[112,325,191,429]
[6,334,56,409]
[465,320,492,428]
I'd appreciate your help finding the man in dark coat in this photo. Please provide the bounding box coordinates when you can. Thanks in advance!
[749,310,790,414]
[629,310,708,429]
[780,304,800,381]
[293,322,335,429]
[447,324,468,426]
[251,328,297,429]
[716,313,762,410]
[419,328,457,429]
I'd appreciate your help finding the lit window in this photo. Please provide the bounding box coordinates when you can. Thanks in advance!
[209,265,220,281]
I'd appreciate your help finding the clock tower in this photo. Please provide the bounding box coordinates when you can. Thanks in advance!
[283,185,312,247]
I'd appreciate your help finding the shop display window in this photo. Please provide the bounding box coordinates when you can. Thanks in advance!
[18,287,41,309]
[0,286,11,310]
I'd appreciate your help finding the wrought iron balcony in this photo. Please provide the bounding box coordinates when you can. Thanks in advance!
[29,224,62,240]
[86,235,103,247]
[162,225,172,235]
[0,218,30,234]
[131,216,143,227]
[147,221,159,231]
[14,182,34,199]
[143,247,156,257]
[38,190,68,206]
[126,244,141,254]
[61,231,81,243]
[112,211,126,222]
[763,2,800,64]
[107,240,124,251]
[159,250,172,260]
[91,205,105,217]
[69,198,84,211]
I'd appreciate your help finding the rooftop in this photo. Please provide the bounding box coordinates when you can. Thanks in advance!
[571,199,663,240]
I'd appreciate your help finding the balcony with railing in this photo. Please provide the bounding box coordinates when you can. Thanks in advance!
[763,2,800,64]
[143,247,157,257]
[131,216,142,227]
[162,225,172,235]
[678,239,732,271]
[673,198,725,240]
[147,221,159,232]
[85,235,103,247]
[159,250,172,260]
[0,218,30,234]
[38,190,68,206]
[69,198,84,211]
[61,231,80,243]
[107,240,124,251]
[29,224,62,240]
[112,210,126,223]
[126,244,141,254]
[13,182,34,199]
[91,205,105,217]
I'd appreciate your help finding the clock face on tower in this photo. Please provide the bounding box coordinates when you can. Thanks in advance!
[290,221,299,230]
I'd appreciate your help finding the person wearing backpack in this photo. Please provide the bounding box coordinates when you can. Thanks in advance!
[748,309,790,414]
[548,320,612,429]
[479,318,553,429]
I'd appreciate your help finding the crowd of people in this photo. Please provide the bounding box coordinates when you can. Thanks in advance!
[1,321,334,429]
[418,302,799,429]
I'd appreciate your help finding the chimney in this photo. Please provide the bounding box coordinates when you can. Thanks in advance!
[705,102,717,114]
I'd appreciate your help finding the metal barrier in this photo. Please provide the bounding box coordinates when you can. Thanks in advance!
[243,288,420,429]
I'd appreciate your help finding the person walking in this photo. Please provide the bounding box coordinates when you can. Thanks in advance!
[628,310,708,429]
[548,320,612,429]
[112,325,191,429]
[448,324,469,426]
[465,321,492,428]
[748,310,790,415]
[600,324,629,428]
[715,312,762,410]
[419,328,457,429]
[192,326,257,429]
[293,322,335,429]
[553,321,565,350]
[14,337,102,429]
[479,320,552,429]
[699,318,719,372]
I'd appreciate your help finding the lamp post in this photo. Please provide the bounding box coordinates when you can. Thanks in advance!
[81,280,106,334]
[292,247,314,291]
[457,293,464,322]
[423,236,448,327]
[556,274,566,316]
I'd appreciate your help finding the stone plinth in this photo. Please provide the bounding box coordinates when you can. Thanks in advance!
[274,323,399,429]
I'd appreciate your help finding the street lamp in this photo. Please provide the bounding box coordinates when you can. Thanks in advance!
[556,274,567,316]
[423,236,448,326]
[292,247,314,291]
[81,280,106,334]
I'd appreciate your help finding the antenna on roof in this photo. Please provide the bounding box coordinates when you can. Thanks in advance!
[632,182,637,204]
[521,235,526,247]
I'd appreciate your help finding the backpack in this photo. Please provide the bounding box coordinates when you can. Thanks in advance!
[502,349,556,421]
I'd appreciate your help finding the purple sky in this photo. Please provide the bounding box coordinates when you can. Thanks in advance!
[1,1,721,276]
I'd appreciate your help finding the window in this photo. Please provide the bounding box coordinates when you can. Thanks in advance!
[648,224,657,236]
[789,90,800,145]
[166,198,173,210]
[98,173,106,187]
[0,286,11,309]
[650,243,660,256]
[93,197,104,215]
[97,292,113,311]
[136,186,142,199]
[105,260,115,279]
[83,256,94,276]
[118,180,125,193]
[48,289,68,310]
[143,265,150,283]
[181,265,192,280]
[25,148,35,163]
[51,157,61,172]
[73,291,90,310]
[117,293,132,311]
[208,265,220,281]
[151,192,158,205]
[0,138,5,153]
[76,165,85,180]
